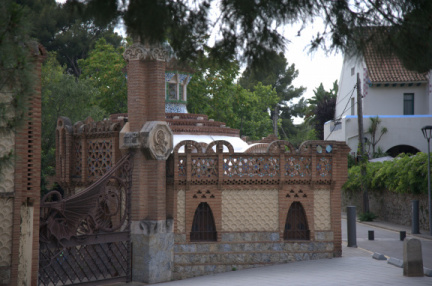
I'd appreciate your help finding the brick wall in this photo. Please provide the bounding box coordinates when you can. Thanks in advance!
[170,140,350,279]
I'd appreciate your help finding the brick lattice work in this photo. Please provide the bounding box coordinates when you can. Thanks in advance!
[176,189,186,233]
[222,189,278,232]
[314,189,331,231]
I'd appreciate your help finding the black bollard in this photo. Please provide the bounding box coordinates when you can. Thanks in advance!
[412,200,420,234]
[347,206,357,247]
[368,230,374,240]
[400,231,406,241]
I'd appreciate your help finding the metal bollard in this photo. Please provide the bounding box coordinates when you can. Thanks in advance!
[347,206,357,247]
[368,230,374,240]
[400,231,406,241]
[412,200,420,234]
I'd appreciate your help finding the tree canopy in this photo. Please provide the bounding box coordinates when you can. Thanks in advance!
[305,81,338,140]
[18,0,123,77]
[239,51,305,138]
[68,0,432,73]
[187,52,277,140]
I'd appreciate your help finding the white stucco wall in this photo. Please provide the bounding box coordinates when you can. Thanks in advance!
[325,115,432,155]
[334,55,367,119]
[363,85,429,115]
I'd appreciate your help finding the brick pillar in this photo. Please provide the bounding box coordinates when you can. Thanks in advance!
[122,42,174,283]
[330,142,350,257]
[10,43,46,286]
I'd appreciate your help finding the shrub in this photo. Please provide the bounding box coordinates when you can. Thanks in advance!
[343,153,428,195]
[358,212,378,222]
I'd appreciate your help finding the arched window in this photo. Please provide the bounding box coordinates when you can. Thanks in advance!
[190,202,217,242]
[284,201,310,240]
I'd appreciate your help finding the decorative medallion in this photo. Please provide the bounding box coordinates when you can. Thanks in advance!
[139,121,173,160]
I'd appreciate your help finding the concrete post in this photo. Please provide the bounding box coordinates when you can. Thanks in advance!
[347,206,357,247]
[403,238,424,277]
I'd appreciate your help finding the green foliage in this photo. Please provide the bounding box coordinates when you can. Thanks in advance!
[366,116,388,156]
[239,51,305,137]
[187,53,277,140]
[305,81,338,140]
[78,38,127,114]
[343,153,429,195]
[20,0,123,77]
[0,0,35,172]
[358,212,378,222]
[41,52,105,189]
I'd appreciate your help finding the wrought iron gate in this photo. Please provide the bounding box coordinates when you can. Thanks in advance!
[39,154,132,285]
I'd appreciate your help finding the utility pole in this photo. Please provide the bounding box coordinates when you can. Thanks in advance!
[357,73,369,214]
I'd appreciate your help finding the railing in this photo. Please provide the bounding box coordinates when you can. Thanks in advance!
[173,140,339,185]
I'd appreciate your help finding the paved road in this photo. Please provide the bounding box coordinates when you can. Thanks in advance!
[342,218,432,269]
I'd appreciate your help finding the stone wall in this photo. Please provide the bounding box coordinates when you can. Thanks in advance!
[0,109,14,284]
[342,189,430,231]
[173,232,333,280]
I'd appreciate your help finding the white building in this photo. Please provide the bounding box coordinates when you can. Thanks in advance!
[324,44,432,157]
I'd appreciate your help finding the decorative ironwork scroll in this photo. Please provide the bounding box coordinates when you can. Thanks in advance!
[39,153,133,285]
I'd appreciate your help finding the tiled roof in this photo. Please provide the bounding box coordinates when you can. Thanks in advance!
[364,44,428,83]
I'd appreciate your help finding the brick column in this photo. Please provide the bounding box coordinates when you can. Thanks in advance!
[122,42,174,283]
[330,142,350,257]
[10,43,46,286]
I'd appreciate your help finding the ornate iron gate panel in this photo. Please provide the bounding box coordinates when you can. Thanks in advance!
[39,154,132,285]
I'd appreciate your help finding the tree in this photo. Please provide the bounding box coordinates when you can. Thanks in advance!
[366,116,388,157]
[187,52,239,125]
[236,83,278,140]
[78,37,127,114]
[18,0,123,77]
[41,52,105,186]
[305,81,338,140]
[0,0,35,171]
[239,52,305,138]
[72,0,432,73]
[187,52,277,140]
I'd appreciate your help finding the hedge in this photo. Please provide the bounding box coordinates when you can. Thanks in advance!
[343,153,429,194]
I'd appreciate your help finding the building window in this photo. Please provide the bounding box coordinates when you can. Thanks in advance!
[190,202,217,242]
[168,83,177,100]
[403,93,414,115]
[351,67,355,76]
[165,72,191,102]
[284,201,310,240]
[350,97,355,115]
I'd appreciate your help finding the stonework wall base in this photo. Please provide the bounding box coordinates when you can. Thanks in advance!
[131,219,174,283]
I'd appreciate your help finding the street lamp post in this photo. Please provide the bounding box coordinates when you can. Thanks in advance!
[421,125,432,236]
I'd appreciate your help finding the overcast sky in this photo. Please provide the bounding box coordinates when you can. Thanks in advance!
[283,22,343,100]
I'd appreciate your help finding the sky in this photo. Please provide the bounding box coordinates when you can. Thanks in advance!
[282,22,343,100]
[280,22,344,123]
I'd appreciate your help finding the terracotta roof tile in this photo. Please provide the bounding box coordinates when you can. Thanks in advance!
[364,44,428,83]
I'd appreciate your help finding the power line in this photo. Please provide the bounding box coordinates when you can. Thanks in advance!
[325,83,357,140]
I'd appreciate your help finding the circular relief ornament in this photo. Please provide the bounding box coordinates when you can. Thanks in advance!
[139,121,173,160]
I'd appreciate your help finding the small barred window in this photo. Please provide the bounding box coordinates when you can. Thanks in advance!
[190,202,217,242]
[284,201,310,240]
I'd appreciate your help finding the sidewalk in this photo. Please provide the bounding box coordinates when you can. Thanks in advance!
[114,218,432,286]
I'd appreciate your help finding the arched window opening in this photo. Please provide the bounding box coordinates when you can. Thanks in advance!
[190,202,217,242]
[284,201,310,240]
